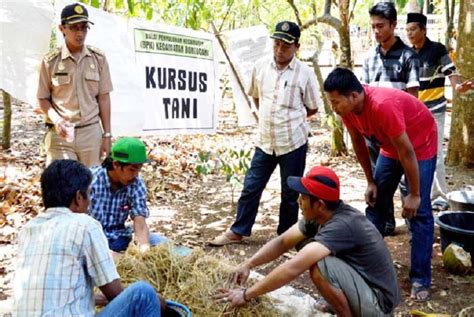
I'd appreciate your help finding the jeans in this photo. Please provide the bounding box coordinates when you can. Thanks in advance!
[108,233,168,252]
[98,281,161,316]
[231,143,307,236]
[365,138,396,234]
[365,154,436,287]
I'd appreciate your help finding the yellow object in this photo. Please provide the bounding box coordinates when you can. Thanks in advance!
[409,310,451,317]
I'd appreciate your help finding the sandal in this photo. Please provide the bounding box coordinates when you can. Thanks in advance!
[208,232,243,246]
[411,282,431,302]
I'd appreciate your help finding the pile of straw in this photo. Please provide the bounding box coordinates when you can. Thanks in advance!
[116,245,282,316]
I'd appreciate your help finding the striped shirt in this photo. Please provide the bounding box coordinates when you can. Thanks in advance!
[89,166,148,242]
[248,56,320,156]
[363,37,420,91]
[13,207,119,316]
[417,37,457,114]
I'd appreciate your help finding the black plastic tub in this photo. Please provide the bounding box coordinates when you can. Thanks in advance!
[435,212,474,257]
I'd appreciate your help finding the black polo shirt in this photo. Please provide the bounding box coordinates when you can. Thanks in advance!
[417,37,457,114]
[363,37,420,91]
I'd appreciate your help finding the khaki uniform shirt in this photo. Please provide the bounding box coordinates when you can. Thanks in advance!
[37,45,113,126]
[248,56,320,156]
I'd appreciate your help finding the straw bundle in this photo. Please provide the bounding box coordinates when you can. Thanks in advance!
[115,245,282,317]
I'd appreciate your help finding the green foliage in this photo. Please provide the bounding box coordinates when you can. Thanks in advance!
[195,147,252,204]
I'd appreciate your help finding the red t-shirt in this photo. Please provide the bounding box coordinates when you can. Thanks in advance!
[342,86,437,160]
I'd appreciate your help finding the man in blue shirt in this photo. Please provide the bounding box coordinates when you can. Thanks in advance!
[14,159,164,316]
[89,137,166,253]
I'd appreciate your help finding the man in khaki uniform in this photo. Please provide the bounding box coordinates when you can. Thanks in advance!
[38,2,113,167]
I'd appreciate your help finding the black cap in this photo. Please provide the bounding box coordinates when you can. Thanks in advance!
[61,3,94,25]
[270,21,300,44]
[407,13,427,26]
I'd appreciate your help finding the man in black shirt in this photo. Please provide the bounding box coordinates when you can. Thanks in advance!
[213,166,400,316]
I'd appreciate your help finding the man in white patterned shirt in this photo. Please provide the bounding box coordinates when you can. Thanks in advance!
[13,159,165,316]
[210,21,319,246]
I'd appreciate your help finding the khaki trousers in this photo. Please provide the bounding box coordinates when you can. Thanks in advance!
[45,122,102,167]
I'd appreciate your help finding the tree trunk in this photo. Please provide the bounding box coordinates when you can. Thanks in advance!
[2,90,12,150]
[446,0,474,167]
[444,0,455,51]
[338,0,353,69]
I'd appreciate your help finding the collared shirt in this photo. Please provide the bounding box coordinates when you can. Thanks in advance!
[342,86,437,160]
[248,56,319,156]
[89,166,149,242]
[13,207,119,316]
[417,37,457,114]
[363,37,420,90]
[37,45,113,126]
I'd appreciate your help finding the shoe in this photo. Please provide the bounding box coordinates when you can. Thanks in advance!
[208,232,243,246]
[432,197,449,211]
[314,298,335,314]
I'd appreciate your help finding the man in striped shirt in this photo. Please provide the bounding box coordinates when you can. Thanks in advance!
[362,2,421,236]
[406,12,474,210]
[210,21,320,246]
[13,159,164,316]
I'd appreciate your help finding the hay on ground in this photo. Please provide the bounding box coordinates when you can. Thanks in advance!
[115,245,281,317]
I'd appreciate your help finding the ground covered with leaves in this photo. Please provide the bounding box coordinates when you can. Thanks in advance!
[1,93,473,315]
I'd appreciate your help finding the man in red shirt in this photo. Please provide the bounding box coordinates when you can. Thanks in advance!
[323,68,437,302]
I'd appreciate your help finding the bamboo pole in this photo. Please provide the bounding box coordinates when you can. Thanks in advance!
[210,22,258,121]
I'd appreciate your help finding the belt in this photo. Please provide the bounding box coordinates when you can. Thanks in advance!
[46,121,99,129]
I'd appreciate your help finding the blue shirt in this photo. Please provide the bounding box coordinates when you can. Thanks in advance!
[89,166,149,242]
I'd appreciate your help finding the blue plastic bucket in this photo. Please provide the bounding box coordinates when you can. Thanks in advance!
[165,300,192,317]
[435,211,474,257]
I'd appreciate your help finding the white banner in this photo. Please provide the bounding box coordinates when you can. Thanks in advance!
[54,0,219,136]
[220,25,272,126]
[0,0,54,104]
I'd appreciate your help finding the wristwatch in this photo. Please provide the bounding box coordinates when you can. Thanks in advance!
[102,132,112,138]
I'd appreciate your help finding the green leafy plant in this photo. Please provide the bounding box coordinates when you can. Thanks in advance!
[195,147,252,205]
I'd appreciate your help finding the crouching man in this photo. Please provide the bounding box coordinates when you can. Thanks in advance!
[214,166,400,316]
[13,159,165,316]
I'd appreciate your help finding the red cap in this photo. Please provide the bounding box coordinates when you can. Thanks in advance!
[287,166,340,202]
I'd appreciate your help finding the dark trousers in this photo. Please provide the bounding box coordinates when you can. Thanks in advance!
[366,154,436,287]
[366,138,396,234]
[231,143,307,236]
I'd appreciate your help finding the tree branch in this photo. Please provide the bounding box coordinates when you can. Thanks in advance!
[287,0,303,26]
[301,14,342,34]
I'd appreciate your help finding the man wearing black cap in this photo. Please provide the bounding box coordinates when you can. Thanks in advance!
[213,166,399,316]
[406,12,474,211]
[38,2,113,167]
[210,21,320,246]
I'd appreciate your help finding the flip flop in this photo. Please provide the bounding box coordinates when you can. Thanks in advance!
[208,232,243,246]
[411,282,431,302]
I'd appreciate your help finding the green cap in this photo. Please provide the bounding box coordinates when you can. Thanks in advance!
[111,137,148,164]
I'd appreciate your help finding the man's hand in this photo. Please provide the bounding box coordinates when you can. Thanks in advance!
[365,182,377,207]
[455,80,474,93]
[101,137,111,159]
[212,288,247,308]
[54,118,72,139]
[230,262,251,287]
[94,293,109,306]
[402,194,421,220]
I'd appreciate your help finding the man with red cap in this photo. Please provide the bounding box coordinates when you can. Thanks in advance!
[213,166,400,316]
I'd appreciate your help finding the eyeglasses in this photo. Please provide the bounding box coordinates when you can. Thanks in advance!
[66,24,90,32]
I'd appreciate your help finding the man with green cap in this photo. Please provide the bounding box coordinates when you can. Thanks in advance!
[89,137,167,253]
